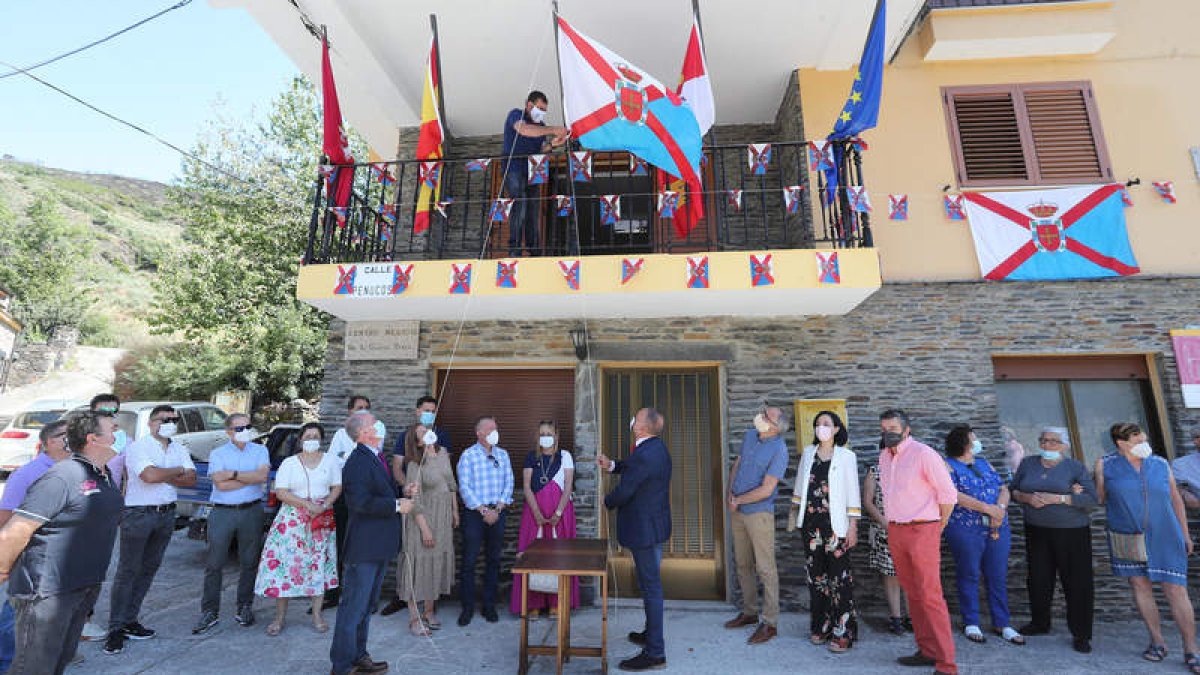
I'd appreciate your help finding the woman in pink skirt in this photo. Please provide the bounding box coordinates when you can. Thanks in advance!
[510,420,579,617]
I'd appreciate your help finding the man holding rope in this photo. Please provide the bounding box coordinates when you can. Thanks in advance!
[501,90,569,258]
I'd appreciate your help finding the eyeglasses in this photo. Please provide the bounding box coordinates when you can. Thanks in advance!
[154,416,181,424]
[94,409,117,417]
[1037,438,1064,445]
[232,425,252,433]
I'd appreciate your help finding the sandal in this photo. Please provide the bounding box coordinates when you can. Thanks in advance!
[887,616,906,635]
[995,626,1025,645]
[409,618,431,637]
[964,625,986,644]
[1144,643,1168,662]
[266,619,284,637]
[424,613,441,630]
[810,633,830,645]
[827,635,852,653]
[1185,652,1200,674]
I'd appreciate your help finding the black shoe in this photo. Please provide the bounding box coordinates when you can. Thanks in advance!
[618,652,666,671]
[353,655,389,673]
[902,617,913,633]
[380,598,405,617]
[121,622,156,640]
[1017,622,1050,636]
[628,630,647,645]
[888,616,906,635]
[457,609,473,627]
[191,611,218,635]
[235,604,255,627]
[102,631,125,655]
[482,606,499,623]
[897,651,937,667]
[1073,638,1092,653]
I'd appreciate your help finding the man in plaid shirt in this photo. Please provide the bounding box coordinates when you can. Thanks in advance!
[456,416,513,626]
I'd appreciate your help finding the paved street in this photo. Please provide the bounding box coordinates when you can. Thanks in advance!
[58,530,1179,674]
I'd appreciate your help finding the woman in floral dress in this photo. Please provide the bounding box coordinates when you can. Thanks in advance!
[254,423,341,635]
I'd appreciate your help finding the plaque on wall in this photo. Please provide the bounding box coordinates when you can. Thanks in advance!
[344,321,419,361]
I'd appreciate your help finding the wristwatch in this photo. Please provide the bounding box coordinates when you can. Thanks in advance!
[555,509,563,517]
[232,470,239,481]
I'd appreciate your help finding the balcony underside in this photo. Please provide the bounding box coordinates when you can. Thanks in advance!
[297,249,881,322]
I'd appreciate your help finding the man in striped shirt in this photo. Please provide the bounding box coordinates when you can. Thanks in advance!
[456,416,513,626]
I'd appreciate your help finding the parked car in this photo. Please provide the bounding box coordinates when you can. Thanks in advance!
[0,398,85,476]
[178,423,303,540]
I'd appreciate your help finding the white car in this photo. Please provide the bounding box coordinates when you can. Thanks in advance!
[0,398,85,475]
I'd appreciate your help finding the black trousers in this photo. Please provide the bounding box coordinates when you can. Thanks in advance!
[1025,523,1094,639]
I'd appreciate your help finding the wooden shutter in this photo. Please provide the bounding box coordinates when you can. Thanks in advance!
[947,89,1030,183]
[1024,84,1111,182]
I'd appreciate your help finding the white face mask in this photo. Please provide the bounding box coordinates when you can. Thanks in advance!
[539,435,555,449]
[485,430,500,446]
[753,414,772,434]
[815,425,834,442]
[302,439,321,452]
[373,420,386,444]
[1130,441,1153,459]
[234,429,255,444]
[529,106,547,123]
[157,423,177,439]
[422,430,439,446]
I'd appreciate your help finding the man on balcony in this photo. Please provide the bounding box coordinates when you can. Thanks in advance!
[502,91,568,258]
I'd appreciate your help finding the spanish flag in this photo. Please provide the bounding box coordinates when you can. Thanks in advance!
[413,36,444,235]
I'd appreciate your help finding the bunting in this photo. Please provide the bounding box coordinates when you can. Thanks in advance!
[807,140,834,172]
[1120,187,1134,207]
[888,194,908,220]
[570,151,593,182]
[750,254,774,287]
[784,186,804,214]
[330,206,349,227]
[489,198,514,223]
[944,194,966,221]
[556,195,575,217]
[496,260,519,288]
[847,185,872,213]
[419,161,442,190]
[748,143,771,176]
[466,158,491,172]
[449,263,472,294]
[726,189,743,211]
[686,255,710,289]
[391,264,413,294]
[435,199,454,218]
[600,195,621,225]
[558,259,581,290]
[528,154,549,185]
[370,163,395,187]
[621,257,644,284]
[657,191,680,219]
[816,251,841,284]
[629,155,648,176]
[1153,181,1177,204]
[334,265,356,295]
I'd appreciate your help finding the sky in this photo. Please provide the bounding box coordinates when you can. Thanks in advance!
[0,0,300,183]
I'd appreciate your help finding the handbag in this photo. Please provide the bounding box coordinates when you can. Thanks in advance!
[1107,463,1150,563]
[527,527,560,594]
[303,461,336,533]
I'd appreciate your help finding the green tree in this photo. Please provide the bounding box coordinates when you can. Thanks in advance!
[0,196,92,337]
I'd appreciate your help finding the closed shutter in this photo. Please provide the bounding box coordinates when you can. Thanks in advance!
[949,90,1029,183]
[1024,86,1109,182]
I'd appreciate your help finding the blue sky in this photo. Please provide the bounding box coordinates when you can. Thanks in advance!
[0,1,299,183]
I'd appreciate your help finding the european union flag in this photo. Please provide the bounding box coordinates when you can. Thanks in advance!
[831,0,885,139]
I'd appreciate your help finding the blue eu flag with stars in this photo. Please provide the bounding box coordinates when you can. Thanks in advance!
[825,0,886,211]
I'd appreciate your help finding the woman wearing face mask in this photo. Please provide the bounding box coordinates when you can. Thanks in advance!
[941,425,1024,646]
[1096,422,1199,670]
[510,420,579,617]
[789,411,860,652]
[396,425,459,636]
[254,422,341,636]
[1009,426,1098,654]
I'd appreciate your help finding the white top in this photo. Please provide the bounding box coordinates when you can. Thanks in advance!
[549,450,575,491]
[274,453,341,500]
[124,435,196,507]
[790,445,862,538]
[328,428,356,470]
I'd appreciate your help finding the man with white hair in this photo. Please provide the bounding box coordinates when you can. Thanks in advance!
[1171,425,1200,509]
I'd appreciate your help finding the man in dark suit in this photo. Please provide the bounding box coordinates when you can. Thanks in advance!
[330,413,413,675]
[599,408,672,672]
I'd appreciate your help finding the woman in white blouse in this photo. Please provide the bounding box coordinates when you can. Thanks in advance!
[254,423,342,635]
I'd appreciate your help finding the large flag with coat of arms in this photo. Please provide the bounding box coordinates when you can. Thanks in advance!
[962,184,1139,281]
[556,15,704,237]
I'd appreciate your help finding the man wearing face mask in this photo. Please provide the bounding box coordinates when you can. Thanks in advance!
[329,395,375,469]
[103,405,196,655]
[877,409,958,675]
[194,413,270,635]
[723,407,789,645]
[502,90,569,258]
[1171,426,1200,510]
[598,408,672,672]
[456,416,513,626]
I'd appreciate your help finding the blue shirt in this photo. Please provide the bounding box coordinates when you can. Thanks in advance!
[457,443,514,510]
[0,453,56,511]
[731,429,789,514]
[945,456,1004,532]
[502,108,545,168]
[207,441,270,505]
[1172,452,1200,500]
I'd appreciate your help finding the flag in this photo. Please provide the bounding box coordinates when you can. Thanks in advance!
[321,34,355,207]
[824,0,887,204]
[370,163,395,187]
[489,198,514,223]
[600,195,621,225]
[330,206,349,227]
[726,189,743,211]
[528,154,549,185]
[558,259,580,290]
[847,185,872,213]
[466,158,491,172]
[676,12,715,135]
[413,36,445,235]
[449,263,472,294]
[621,257,644,284]
[435,198,454,218]
[888,194,908,220]
[944,194,966,220]
[556,15,704,235]
[334,265,356,295]
[496,260,518,288]
[748,143,771,175]
[784,186,804,214]
[961,184,1140,281]
[419,161,442,190]
[657,191,679,219]
[629,155,648,176]
[686,255,709,289]
[570,151,593,182]
[556,195,574,217]
[1120,187,1134,207]
[1153,181,1177,204]
[750,254,774,287]
[808,140,834,172]
[377,203,397,225]
[391,264,413,294]
[816,252,841,284]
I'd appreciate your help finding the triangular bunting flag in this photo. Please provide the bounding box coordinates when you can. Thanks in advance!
[944,194,966,221]
[570,151,593,182]
[888,194,908,221]
[749,254,774,287]
[807,140,834,172]
[686,255,709,289]
[600,195,621,225]
[726,189,743,211]
[419,161,442,190]
[391,264,413,294]
[748,143,771,175]
[556,195,574,217]
[370,163,395,186]
[449,263,472,294]
[435,198,454,218]
[621,257,644,284]
[1153,181,1177,204]
[496,260,518,288]
[558,259,580,290]
[465,158,491,172]
[816,251,841,284]
[784,186,804,214]
[657,191,679,219]
[489,198,514,223]
[847,185,872,213]
[528,154,549,185]
[629,155,648,176]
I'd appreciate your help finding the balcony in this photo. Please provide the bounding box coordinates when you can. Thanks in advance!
[296,140,882,321]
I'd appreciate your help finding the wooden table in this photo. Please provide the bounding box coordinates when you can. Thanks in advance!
[513,538,608,674]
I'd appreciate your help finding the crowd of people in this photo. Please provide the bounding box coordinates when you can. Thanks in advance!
[0,389,1196,674]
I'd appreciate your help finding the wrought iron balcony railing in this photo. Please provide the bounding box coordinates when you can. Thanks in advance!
[303,140,871,264]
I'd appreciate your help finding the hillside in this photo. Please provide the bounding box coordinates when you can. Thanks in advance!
[0,159,183,347]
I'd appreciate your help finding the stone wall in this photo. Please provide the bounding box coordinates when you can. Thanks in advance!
[318,275,1200,620]
[5,326,78,390]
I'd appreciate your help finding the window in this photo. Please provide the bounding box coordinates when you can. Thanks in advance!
[198,406,227,431]
[943,81,1113,187]
[993,355,1166,467]
[180,408,204,435]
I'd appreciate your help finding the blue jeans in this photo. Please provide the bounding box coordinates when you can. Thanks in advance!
[630,544,665,658]
[460,509,507,612]
[945,523,1011,628]
[329,561,386,675]
[503,167,538,256]
[0,596,14,674]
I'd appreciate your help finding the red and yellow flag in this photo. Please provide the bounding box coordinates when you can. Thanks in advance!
[413,36,444,234]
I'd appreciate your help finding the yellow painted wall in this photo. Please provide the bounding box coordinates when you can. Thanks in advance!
[800,0,1200,283]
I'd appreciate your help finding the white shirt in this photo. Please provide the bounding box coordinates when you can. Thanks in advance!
[328,429,356,470]
[274,453,341,500]
[124,435,196,507]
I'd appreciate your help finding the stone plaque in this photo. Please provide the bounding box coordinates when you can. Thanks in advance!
[344,320,419,361]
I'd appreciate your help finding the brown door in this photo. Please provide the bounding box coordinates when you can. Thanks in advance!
[600,366,724,600]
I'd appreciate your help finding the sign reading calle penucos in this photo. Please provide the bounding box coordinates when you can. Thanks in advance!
[333,263,413,297]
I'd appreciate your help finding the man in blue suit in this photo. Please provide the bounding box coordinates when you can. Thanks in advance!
[330,412,413,675]
[599,408,672,672]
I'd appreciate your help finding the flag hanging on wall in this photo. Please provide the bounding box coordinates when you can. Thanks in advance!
[686,255,710,289]
[750,254,774,287]
[558,259,581,290]
[528,154,549,185]
[600,195,621,225]
[556,195,574,217]
[334,265,357,295]
[961,184,1140,281]
[784,186,804,214]
[413,35,445,234]
[847,186,872,213]
[816,251,841,284]
[1153,181,1177,204]
[621,257,644,284]
[944,194,966,220]
[888,194,908,220]
[748,143,771,175]
[391,264,413,294]
[449,263,472,294]
[570,151,593,182]
[496,260,519,288]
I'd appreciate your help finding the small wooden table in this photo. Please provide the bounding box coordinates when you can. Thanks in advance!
[513,538,608,674]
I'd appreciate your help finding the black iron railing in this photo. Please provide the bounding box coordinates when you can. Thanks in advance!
[302,140,871,264]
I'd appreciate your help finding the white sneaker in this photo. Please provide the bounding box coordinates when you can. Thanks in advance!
[80,621,106,641]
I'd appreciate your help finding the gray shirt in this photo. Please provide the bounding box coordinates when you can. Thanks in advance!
[1010,455,1098,529]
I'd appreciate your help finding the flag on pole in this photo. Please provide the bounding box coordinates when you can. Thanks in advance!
[556,14,704,235]
[413,36,445,234]
[676,11,715,135]
[321,34,355,207]
[824,0,887,203]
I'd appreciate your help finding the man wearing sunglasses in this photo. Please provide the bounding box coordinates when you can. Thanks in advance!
[194,414,270,635]
[103,406,195,655]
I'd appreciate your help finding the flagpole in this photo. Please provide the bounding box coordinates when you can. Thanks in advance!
[429,14,449,140]
[690,0,716,147]
[550,2,584,259]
